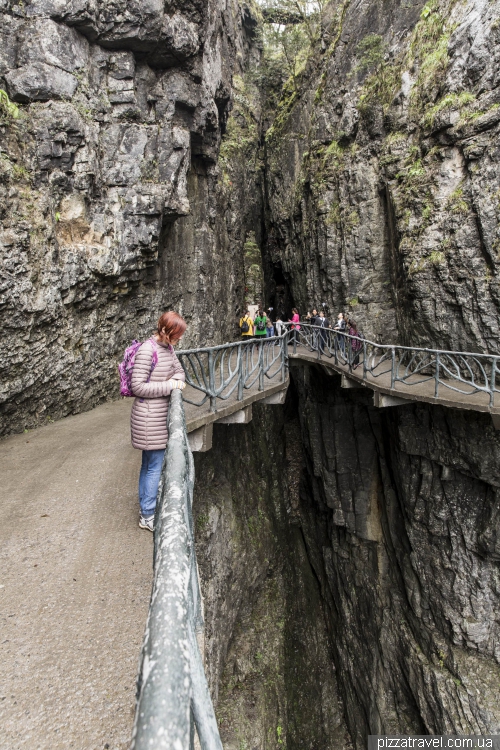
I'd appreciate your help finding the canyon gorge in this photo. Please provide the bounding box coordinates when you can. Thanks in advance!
[1,0,500,746]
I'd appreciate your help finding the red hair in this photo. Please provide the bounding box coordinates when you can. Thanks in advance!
[157,311,187,344]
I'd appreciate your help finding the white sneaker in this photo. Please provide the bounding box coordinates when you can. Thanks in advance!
[139,515,154,532]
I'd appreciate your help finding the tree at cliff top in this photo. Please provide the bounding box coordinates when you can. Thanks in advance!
[259,0,327,99]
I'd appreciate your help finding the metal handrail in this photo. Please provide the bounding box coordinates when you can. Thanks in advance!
[131,390,223,750]
[285,322,500,406]
[177,334,289,412]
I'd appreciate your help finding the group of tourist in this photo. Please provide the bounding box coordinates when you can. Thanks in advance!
[238,306,362,361]
[239,308,286,339]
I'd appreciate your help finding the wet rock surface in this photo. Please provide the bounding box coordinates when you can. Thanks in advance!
[290,365,500,746]
[0,0,253,436]
[193,405,351,750]
[257,2,500,737]
[263,0,500,351]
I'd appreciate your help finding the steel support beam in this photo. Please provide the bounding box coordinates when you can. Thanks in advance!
[215,405,252,424]
[341,374,364,389]
[373,391,410,408]
[187,423,213,452]
[259,388,288,405]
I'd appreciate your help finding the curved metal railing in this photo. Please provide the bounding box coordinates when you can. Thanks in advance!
[131,390,223,750]
[286,322,500,405]
[177,335,288,412]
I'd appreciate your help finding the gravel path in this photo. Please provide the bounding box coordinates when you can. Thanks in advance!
[0,399,151,750]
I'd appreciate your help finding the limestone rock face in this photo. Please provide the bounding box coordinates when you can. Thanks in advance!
[0,0,252,435]
[264,0,500,352]
[193,406,351,750]
[290,365,500,746]
[257,0,500,742]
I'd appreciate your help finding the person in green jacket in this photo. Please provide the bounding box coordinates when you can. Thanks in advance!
[253,309,267,338]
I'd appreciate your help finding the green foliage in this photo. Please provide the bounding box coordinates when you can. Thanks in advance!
[346,210,360,232]
[0,89,20,120]
[220,75,260,159]
[196,512,209,533]
[407,0,458,116]
[261,0,333,137]
[244,232,264,306]
[277,724,284,745]
[1,151,30,182]
[348,297,359,307]
[459,101,500,125]
[422,91,475,128]
[265,84,298,142]
[355,34,386,74]
[358,0,458,117]
[326,202,341,226]
[429,250,445,264]
[446,185,469,214]
[324,139,343,159]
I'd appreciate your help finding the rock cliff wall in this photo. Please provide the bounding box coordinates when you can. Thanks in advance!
[2,0,500,746]
[264,0,500,350]
[193,404,351,750]
[255,0,500,742]
[0,0,256,435]
[290,364,500,746]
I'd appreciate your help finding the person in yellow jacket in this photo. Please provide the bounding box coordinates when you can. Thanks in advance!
[239,311,254,337]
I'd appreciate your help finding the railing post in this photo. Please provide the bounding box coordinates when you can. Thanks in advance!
[391,347,396,389]
[238,346,244,401]
[283,331,289,382]
[434,351,440,398]
[293,328,297,355]
[259,340,264,391]
[348,337,352,373]
[363,340,367,381]
[208,349,216,412]
[490,357,497,407]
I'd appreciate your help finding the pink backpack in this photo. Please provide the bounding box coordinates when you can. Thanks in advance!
[119,338,158,397]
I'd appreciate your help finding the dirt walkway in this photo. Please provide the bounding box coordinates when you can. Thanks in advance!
[0,399,151,750]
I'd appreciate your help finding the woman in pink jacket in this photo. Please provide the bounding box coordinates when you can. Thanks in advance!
[289,307,301,346]
[131,311,186,532]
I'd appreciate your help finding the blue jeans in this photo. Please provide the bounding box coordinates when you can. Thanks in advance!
[266,327,274,337]
[139,449,165,517]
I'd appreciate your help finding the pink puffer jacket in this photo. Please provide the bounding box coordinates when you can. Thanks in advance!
[130,339,185,450]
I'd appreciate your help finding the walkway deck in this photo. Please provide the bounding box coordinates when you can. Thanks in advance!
[0,402,150,750]
[290,346,500,415]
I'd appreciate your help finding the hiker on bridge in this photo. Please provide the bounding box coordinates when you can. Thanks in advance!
[334,312,346,356]
[130,311,187,532]
[289,308,301,345]
[307,308,319,347]
[239,311,253,338]
[316,310,329,354]
[347,319,363,369]
[254,309,268,339]
[266,311,275,337]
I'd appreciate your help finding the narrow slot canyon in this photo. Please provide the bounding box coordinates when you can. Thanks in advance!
[1,0,500,746]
